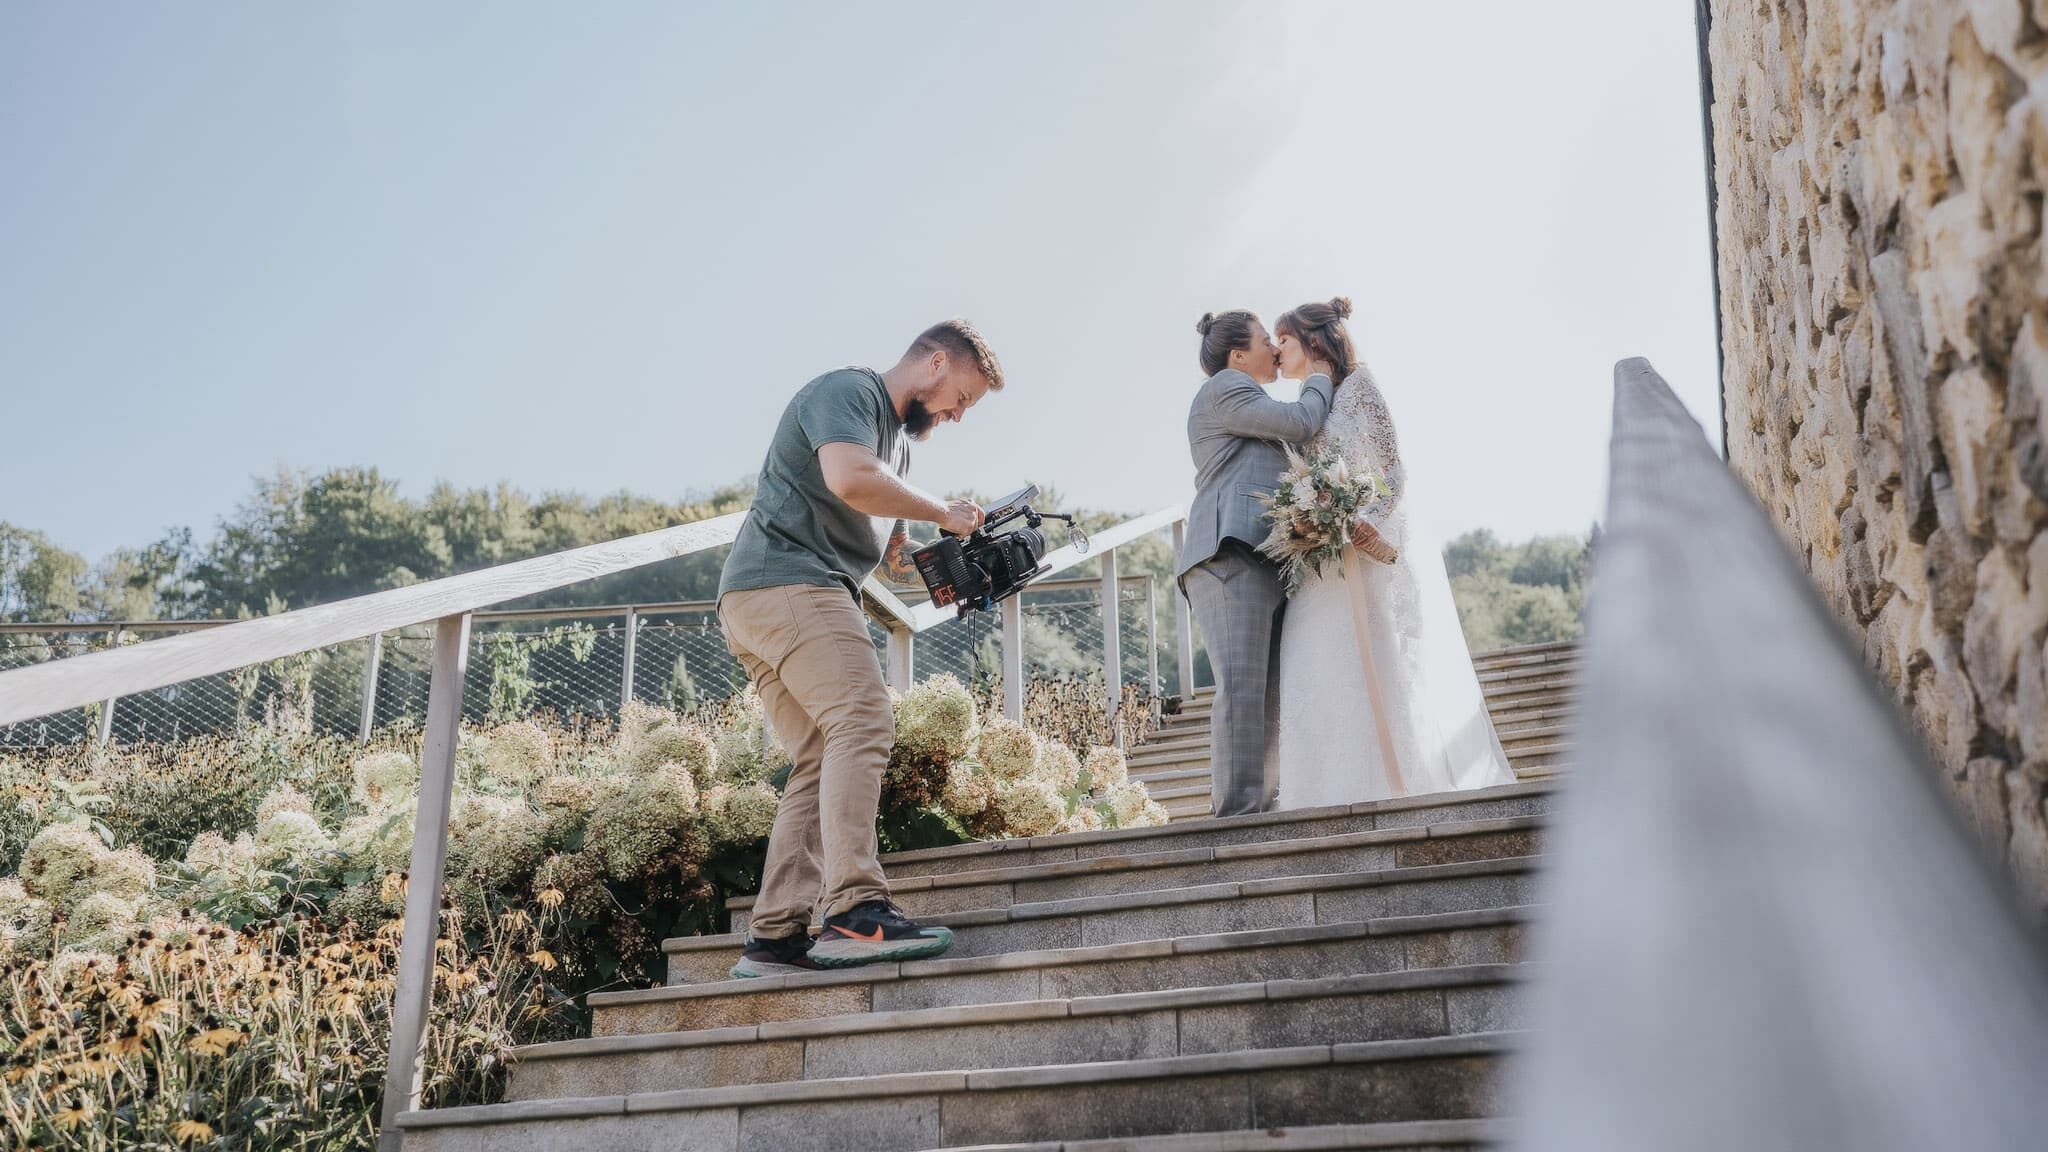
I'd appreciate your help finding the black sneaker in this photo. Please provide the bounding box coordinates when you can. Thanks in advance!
[809,900,954,968]
[729,932,824,979]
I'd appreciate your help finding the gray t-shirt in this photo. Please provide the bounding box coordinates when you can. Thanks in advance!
[719,367,909,600]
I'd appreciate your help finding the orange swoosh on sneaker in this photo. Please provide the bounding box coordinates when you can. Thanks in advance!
[828,924,886,943]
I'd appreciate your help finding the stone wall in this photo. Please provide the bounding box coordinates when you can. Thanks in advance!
[1709,0,2048,909]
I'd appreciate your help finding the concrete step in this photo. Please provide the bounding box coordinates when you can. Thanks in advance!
[1498,724,1568,750]
[690,854,1538,984]
[511,964,1526,1101]
[881,782,1552,880]
[1468,641,1578,669]
[930,1118,1507,1151]
[399,1032,1519,1152]
[1487,701,1577,731]
[727,816,1541,927]
[630,905,1531,1033]
[1129,766,1209,787]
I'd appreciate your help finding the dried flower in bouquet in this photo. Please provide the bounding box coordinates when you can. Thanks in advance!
[1256,446,1393,592]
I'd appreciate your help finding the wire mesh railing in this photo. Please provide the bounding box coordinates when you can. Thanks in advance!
[0,583,1168,750]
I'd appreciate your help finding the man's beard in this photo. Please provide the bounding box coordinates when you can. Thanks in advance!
[903,398,937,440]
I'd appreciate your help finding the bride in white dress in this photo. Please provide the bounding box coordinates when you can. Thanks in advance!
[1265,298,1517,809]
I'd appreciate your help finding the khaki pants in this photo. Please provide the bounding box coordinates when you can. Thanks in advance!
[718,583,894,939]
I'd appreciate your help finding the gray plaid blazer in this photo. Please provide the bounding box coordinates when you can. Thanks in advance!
[1174,368,1336,581]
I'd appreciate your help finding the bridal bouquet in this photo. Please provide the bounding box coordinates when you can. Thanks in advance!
[1257,447,1394,592]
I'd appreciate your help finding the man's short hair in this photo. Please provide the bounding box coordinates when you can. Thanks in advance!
[909,319,1004,390]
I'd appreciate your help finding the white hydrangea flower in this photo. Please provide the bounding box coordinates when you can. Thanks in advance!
[353,751,420,808]
[627,723,717,786]
[1083,747,1128,792]
[586,764,699,882]
[68,891,141,951]
[97,846,158,900]
[19,821,106,910]
[939,761,996,819]
[1039,744,1083,794]
[993,778,1067,838]
[339,798,419,876]
[1061,807,1105,835]
[978,719,1041,784]
[48,949,116,989]
[450,794,545,889]
[1108,781,1154,828]
[894,674,978,762]
[255,782,315,825]
[702,782,779,848]
[483,720,557,790]
[254,810,333,869]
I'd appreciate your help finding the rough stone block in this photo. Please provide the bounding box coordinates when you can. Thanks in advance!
[595,984,872,1037]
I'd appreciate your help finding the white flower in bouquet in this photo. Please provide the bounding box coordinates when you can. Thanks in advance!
[1257,446,1393,592]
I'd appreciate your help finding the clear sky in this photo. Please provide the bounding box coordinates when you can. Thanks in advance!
[1,2,1719,561]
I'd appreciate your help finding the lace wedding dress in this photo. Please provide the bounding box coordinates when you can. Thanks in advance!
[1268,365,1516,809]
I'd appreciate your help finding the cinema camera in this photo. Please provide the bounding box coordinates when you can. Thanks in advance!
[911,485,1088,618]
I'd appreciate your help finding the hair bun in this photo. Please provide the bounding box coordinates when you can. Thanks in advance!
[1196,312,1216,337]
[1329,296,1353,319]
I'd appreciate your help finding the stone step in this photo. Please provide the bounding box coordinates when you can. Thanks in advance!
[929,1118,1507,1151]
[1498,724,1568,750]
[727,816,1541,927]
[880,782,1553,880]
[1476,656,1576,678]
[690,855,1539,983]
[1479,673,1576,702]
[512,964,1526,1101]
[1468,641,1578,668]
[398,1032,1519,1152]
[1130,766,1209,787]
[1125,734,1213,762]
[632,905,1531,1032]
[1487,701,1577,732]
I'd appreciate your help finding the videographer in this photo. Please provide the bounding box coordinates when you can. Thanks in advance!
[718,320,1001,977]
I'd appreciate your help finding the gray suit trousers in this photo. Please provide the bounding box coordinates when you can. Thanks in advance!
[1181,541,1287,818]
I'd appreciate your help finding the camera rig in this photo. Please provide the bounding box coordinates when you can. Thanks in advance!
[911,485,1088,618]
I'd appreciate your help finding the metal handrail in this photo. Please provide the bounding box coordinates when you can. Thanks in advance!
[1510,359,2048,1149]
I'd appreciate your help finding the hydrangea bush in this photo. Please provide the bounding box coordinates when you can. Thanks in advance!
[0,673,1166,1148]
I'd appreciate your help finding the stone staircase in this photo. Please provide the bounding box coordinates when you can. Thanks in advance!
[1138,641,1578,821]
[398,778,1552,1150]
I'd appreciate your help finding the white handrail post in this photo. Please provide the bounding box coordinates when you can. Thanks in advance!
[619,608,640,708]
[357,632,383,745]
[1001,594,1024,724]
[95,627,119,747]
[1144,577,1159,714]
[1171,520,1195,695]
[885,625,913,692]
[378,611,470,1151]
[1100,549,1121,746]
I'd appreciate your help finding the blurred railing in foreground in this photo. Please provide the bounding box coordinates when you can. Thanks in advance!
[1511,359,2048,1150]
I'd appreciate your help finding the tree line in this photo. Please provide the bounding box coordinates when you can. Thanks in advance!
[1,467,1590,651]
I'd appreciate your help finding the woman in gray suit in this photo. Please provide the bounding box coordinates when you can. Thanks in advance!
[1176,310,1336,816]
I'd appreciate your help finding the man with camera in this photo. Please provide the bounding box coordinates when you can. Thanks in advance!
[719,320,1000,978]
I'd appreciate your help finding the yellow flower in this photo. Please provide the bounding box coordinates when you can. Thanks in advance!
[188,1019,245,1057]
[537,886,565,909]
[526,949,558,972]
[53,1097,94,1130]
[171,1117,216,1144]
[108,1026,146,1056]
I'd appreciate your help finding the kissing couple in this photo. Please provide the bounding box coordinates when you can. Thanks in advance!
[1174,298,1517,816]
